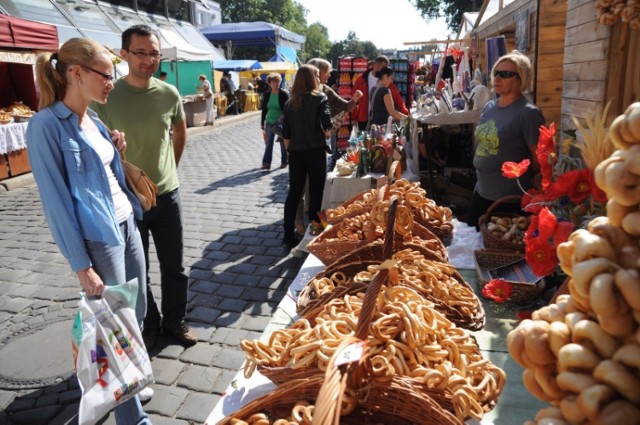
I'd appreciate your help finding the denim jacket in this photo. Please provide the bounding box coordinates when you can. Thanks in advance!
[27,101,143,272]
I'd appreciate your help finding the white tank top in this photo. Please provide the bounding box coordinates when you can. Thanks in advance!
[83,126,133,224]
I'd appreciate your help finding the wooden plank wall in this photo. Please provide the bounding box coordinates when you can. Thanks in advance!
[561,0,611,130]
[535,0,567,127]
[472,0,566,126]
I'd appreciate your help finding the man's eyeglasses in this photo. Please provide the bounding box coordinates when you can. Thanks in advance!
[126,50,162,60]
[493,70,518,79]
[83,66,114,82]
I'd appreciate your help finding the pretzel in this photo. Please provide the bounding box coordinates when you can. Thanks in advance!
[594,360,640,403]
[577,384,616,421]
[558,343,601,372]
[572,319,621,358]
[556,371,599,394]
[560,395,586,423]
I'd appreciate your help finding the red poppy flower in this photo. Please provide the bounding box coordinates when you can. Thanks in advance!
[537,207,557,241]
[501,159,531,179]
[553,221,575,248]
[591,184,607,204]
[566,169,594,204]
[524,214,538,244]
[536,124,556,191]
[525,238,558,277]
[522,188,550,214]
[516,311,533,321]
[482,279,513,303]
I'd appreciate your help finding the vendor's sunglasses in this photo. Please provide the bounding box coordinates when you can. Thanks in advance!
[83,66,114,82]
[493,70,518,79]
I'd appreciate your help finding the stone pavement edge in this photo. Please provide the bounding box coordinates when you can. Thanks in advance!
[0,110,308,425]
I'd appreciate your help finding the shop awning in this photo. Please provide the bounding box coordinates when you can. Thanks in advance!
[212,59,261,71]
[0,15,58,51]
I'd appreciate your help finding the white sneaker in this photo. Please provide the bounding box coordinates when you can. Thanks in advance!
[138,386,154,402]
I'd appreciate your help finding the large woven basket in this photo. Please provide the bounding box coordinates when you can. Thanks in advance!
[478,195,526,252]
[474,249,546,305]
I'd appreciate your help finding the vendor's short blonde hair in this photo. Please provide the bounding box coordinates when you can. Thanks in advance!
[267,72,282,84]
[491,51,532,93]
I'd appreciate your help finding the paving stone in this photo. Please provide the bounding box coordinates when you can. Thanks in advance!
[8,405,62,425]
[58,389,81,405]
[146,414,189,425]
[188,306,220,324]
[179,344,221,366]
[34,393,58,407]
[242,315,273,332]
[143,384,189,417]
[49,403,79,425]
[214,311,244,328]
[211,347,245,370]
[0,390,15,411]
[217,298,247,312]
[176,391,220,423]
[156,344,186,360]
[150,357,186,386]
[210,327,249,346]
[177,364,221,392]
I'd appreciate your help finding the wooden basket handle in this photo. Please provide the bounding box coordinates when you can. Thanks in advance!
[387,160,401,183]
[482,195,523,222]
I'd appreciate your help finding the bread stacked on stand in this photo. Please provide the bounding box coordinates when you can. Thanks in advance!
[507,103,640,425]
[220,169,507,425]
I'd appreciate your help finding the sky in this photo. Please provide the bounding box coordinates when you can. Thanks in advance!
[295,0,453,51]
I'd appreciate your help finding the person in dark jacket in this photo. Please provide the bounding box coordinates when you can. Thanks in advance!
[260,72,289,170]
[282,65,332,247]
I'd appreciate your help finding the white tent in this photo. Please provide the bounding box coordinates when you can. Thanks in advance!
[159,28,225,61]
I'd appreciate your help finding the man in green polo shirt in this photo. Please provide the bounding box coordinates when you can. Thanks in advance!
[93,24,196,350]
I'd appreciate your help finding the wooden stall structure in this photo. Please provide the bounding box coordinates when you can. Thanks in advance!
[0,15,59,180]
[470,0,567,128]
[562,0,640,130]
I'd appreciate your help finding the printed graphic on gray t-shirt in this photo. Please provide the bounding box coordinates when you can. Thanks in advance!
[473,96,545,201]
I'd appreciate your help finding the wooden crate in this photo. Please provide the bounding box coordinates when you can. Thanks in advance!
[7,149,31,176]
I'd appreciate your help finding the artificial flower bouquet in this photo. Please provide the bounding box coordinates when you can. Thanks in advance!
[501,121,610,278]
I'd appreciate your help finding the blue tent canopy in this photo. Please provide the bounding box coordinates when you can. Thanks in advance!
[212,59,262,71]
[201,21,305,48]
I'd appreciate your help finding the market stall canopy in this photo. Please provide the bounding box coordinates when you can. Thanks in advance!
[201,21,304,46]
[200,21,304,63]
[158,28,225,61]
[213,59,261,71]
[258,61,296,72]
[0,14,58,51]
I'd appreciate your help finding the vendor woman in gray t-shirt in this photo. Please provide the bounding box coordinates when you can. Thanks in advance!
[464,51,545,228]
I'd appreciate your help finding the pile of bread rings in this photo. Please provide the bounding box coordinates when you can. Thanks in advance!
[507,102,640,425]
[596,0,640,29]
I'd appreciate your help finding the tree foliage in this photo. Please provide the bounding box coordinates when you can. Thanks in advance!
[411,0,477,34]
[301,23,332,62]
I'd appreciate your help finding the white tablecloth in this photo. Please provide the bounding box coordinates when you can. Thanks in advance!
[0,122,28,154]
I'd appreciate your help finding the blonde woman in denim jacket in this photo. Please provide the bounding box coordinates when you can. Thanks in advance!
[27,38,150,425]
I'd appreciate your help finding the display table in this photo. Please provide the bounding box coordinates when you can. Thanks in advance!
[410,109,481,199]
[205,234,547,424]
[0,122,30,178]
[182,95,206,127]
[320,165,419,211]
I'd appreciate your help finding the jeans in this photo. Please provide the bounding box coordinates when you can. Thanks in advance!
[84,213,150,425]
[261,123,287,167]
[137,189,188,328]
[327,134,340,171]
[284,147,327,235]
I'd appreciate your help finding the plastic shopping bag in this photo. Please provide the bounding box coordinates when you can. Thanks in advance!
[71,279,153,425]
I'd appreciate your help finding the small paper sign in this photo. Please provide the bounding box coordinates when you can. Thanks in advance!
[335,341,366,366]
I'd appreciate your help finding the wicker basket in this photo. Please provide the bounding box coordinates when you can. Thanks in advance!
[478,195,526,252]
[549,277,570,305]
[474,249,546,305]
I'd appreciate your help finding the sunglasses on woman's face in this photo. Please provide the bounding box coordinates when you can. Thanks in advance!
[493,70,518,79]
